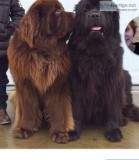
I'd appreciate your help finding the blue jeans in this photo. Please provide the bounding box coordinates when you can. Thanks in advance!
[0,56,9,109]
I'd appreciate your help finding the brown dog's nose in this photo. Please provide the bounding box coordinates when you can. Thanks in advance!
[90,12,100,19]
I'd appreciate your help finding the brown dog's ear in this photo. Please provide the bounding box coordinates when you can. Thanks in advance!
[20,4,41,48]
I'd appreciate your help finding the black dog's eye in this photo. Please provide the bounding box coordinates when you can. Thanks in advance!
[55,10,62,16]
[84,4,91,12]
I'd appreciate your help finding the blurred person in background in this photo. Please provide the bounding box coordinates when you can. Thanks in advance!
[125,20,139,55]
[0,0,24,124]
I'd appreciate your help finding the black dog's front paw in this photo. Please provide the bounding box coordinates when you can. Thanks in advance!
[68,130,79,141]
[105,128,123,142]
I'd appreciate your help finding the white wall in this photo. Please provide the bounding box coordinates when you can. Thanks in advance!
[7,0,139,84]
[118,0,139,85]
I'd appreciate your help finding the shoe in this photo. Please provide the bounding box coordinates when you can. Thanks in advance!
[0,108,11,125]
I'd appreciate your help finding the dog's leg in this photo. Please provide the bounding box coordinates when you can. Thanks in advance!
[13,80,42,139]
[13,92,23,137]
[44,84,74,144]
[68,78,82,141]
[119,115,128,126]
[104,85,124,142]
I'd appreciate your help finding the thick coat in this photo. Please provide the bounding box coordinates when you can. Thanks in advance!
[8,0,75,143]
[68,0,139,142]
[0,0,24,57]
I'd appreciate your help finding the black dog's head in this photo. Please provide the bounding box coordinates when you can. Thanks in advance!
[75,0,120,41]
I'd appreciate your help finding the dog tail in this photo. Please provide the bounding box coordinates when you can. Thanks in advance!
[122,104,139,122]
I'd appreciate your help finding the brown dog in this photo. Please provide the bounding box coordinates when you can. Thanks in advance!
[8,0,74,144]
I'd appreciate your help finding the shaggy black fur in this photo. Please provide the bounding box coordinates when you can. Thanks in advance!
[68,0,130,142]
[123,70,139,121]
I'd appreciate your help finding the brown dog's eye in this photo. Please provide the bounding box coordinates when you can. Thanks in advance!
[55,10,61,16]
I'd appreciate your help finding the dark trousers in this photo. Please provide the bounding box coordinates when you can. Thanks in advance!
[0,56,9,109]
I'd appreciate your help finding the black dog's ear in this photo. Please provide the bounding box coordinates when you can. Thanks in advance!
[74,1,82,13]
[74,4,78,12]
[112,11,121,40]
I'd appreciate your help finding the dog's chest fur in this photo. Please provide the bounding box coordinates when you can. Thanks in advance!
[29,51,70,94]
[74,50,118,122]
[12,48,70,94]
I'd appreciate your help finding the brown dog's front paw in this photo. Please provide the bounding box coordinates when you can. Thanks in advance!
[52,132,69,144]
[13,128,33,139]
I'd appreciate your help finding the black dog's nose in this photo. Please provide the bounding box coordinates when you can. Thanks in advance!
[90,12,100,19]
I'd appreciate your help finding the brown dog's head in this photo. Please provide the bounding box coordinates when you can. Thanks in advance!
[20,0,74,48]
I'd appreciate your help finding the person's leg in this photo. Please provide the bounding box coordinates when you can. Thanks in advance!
[0,56,11,124]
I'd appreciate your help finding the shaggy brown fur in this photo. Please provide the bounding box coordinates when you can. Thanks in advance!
[7,0,74,144]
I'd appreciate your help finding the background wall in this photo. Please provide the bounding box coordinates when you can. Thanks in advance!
[7,0,139,85]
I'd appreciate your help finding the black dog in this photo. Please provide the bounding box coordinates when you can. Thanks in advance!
[68,0,139,142]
